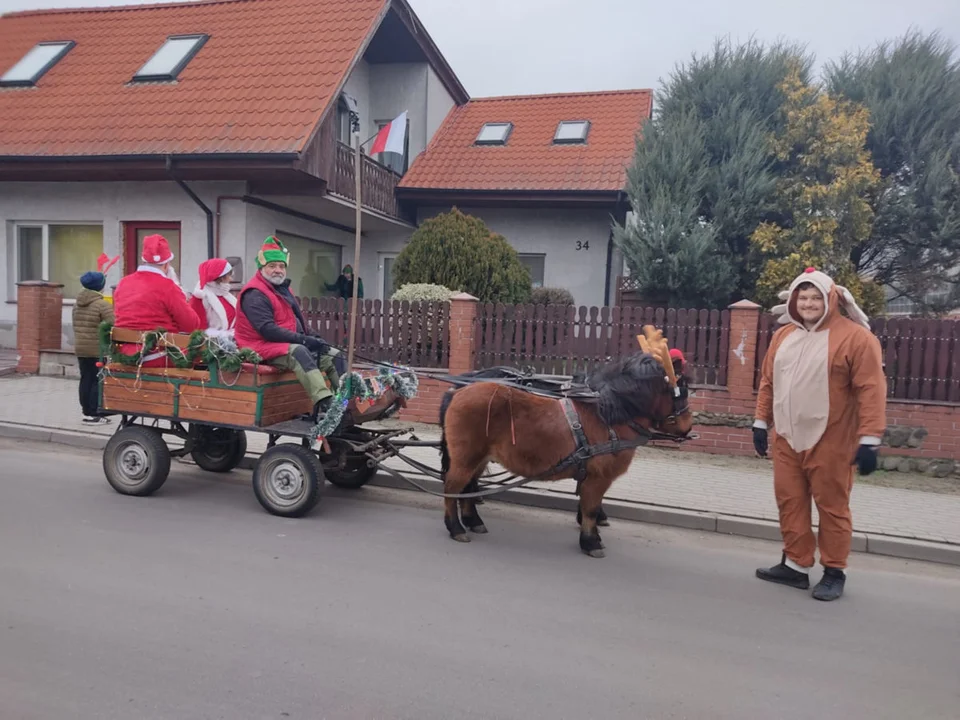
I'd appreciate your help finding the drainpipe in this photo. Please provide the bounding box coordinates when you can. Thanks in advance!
[604,191,627,306]
[167,157,215,259]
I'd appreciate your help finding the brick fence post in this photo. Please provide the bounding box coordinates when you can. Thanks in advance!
[447,292,478,374]
[16,281,64,374]
[725,299,762,413]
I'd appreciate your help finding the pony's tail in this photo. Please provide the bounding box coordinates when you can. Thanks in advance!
[438,389,456,478]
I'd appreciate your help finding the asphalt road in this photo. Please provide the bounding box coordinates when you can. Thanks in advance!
[1,439,959,720]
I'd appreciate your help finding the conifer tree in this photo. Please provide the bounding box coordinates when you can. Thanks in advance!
[751,66,885,313]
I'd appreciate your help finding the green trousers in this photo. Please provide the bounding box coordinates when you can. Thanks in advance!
[269,344,340,405]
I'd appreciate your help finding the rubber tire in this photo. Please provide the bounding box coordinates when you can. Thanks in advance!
[190,427,248,473]
[103,425,172,497]
[325,455,377,490]
[252,444,323,518]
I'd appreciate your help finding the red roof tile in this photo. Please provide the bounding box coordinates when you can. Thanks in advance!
[0,0,388,157]
[398,90,652,193]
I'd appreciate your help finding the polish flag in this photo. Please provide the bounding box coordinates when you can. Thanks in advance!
[370,111,408,155]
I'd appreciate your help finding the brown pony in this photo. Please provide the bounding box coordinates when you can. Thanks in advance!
[438,327,694,557]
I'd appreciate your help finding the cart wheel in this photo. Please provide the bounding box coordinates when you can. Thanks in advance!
[103,426,172,496]
[252,445,323,517]
[190,427,248,473]
[325,454,377,490]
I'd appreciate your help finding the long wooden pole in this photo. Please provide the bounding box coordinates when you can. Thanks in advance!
[346,126,363,373]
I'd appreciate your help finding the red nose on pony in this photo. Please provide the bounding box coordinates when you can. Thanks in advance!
[438,325,694,557]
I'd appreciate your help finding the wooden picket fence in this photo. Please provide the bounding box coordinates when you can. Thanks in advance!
[298,297,450,368]
[755,314,960,402]
[474,303,730,384]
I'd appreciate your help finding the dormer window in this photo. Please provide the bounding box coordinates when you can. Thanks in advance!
[0,41,75,87]
[554,120,590,144]
[133,34,208,82]
[476,122,512,145]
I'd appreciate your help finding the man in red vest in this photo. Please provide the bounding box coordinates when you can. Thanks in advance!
[113,234,202,366]
[234,236,340,417]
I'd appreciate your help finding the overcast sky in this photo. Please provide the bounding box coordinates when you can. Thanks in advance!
[1,0,958,97]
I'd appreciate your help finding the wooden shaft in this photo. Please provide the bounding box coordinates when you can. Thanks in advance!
[346,131,363,373]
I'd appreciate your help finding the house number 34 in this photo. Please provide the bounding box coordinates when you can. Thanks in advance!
[576,240,590,251]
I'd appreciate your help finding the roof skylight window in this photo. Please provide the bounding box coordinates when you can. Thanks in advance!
[0,41,75,87]
[476,122,513,145]
[554,120,591,144]
[133,34,208,82]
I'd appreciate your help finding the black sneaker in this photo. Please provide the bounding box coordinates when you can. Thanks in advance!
[812,567,846,601]
[756,553,810,589]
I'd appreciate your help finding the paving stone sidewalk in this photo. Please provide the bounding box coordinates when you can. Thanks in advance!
[2,374,958,546]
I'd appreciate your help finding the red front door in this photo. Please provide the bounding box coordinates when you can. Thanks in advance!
[123,221,182,276]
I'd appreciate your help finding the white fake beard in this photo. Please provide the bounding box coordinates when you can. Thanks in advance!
[263,270,287,286]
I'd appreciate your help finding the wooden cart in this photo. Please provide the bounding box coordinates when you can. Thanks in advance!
[99,328,412,517]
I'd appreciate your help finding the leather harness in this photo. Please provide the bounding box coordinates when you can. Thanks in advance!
[560,397,652,492]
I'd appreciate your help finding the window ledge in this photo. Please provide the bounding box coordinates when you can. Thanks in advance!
[5,299,77,305]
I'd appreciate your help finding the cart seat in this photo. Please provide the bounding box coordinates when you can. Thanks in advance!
[240,363,282,375]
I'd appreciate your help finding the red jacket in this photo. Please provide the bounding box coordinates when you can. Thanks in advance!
[114,268,202,333]
[113,268,201,365]
[188,295,237,330]
[234,271,298,361]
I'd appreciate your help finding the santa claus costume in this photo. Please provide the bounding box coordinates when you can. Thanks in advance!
[113,234,202,367]
[189,258,237,338]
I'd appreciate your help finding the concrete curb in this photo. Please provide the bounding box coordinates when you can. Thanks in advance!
[3,422,959,568]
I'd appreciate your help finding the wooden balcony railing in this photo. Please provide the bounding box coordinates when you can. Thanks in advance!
[331,141,402,219]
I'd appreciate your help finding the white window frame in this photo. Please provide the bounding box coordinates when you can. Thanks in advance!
[476,122,513,145]
[518,252,546,288]
[8,221,103,303]
[378,252,399,300]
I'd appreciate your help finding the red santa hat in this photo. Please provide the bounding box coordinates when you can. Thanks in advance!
[669,348,686,370]
[141,234,175,265]
[198,258,233,287]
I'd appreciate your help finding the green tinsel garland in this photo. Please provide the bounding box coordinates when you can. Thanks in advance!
[98,321,262,372]
[206,346,263,373]
[310,366,420,441]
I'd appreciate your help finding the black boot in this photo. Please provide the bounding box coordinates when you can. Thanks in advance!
[305,396,333,422]
[756,553,810,589]
[812,567,846,601]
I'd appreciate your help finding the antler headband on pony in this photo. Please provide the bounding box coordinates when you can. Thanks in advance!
[636,325,681,393]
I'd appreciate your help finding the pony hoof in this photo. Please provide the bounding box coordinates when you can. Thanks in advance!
[468,524,488,534]
[451,533,472,543]
[584,548,606,558]
[597,517,610,527]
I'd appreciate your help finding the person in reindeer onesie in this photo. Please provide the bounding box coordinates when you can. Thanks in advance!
[753,267,887,601]
[189,258,237,339]
[112,234,202,367]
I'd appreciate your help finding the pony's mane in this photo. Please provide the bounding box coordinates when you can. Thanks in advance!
[587,353,669,426]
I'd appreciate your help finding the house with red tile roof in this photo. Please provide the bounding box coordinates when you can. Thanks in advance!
[0,0,465,346]
[397,90,651,306]
[0,0,649,348]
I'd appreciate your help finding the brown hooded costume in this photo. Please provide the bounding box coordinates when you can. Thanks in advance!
[754,268,887,571]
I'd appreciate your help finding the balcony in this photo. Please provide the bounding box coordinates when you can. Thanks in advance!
[329,142,405,221]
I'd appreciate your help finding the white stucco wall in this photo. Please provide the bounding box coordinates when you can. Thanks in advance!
[369,63,428,160]
[341,59,373,147]
[0,180,244,348]
[0,180,414,348]
[425,65,456,143]
[343,59,456,168]
[417,206,616,307]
